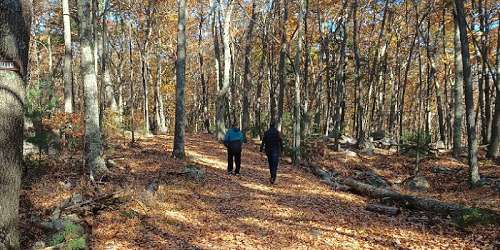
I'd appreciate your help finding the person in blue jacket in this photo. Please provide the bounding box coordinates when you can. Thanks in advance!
[223,122,245,176]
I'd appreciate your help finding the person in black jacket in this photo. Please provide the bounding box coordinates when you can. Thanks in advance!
[260,123,283,184]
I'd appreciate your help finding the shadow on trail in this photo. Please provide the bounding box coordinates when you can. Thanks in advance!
[93,133,491,249]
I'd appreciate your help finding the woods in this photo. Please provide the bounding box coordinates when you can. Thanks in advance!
[1,0,499,248]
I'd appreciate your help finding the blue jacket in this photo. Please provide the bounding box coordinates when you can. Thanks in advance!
[224,128,244,143]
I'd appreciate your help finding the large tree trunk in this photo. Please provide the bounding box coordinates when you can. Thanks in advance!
[62,0,74,113]
[241,0,256,136]
[210,0,223,137]
[79,0,108,179]
[452,14,465,158]
[216,0,234,140]
[0,1,31,247]
[293,0,305,166]
[173,0,187,159]
[487,11,500,159]
[454,0,480,185]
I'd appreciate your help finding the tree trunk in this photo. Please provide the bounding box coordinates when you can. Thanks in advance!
[173,0,187,159]
[453,0,480,186]
[102,1,117,114]
[141,53,150,134]
[210,0,223,138]
[198,11,210,133]
[276,0,289,131]
[62,0,74,113]
[487,11,500,159]
[242,0,256,135]
[216,0,234,140]
[452,14,465,158]
[293,0,305,166]
[156,53,167,133]
[127,5,135,143]
[0,1,31,247]
[352,0,364,143]
[78,0,108,180]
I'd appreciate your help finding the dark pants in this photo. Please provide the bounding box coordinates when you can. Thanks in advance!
[227,148,241,174]
[267,151,280,182]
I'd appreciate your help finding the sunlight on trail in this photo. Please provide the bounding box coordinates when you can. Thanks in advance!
[187,150,227,170]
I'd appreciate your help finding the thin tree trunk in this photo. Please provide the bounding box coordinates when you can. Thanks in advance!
[487,10,500,159]
[79,0,108,180]
[173,0,187,159]
[102,0,117,114]
[198,10,210,133]
[242,0,256,135]
[453,0,480,185]
[127,6,135,143]
[276,0,289,131]
[0,1,31,247]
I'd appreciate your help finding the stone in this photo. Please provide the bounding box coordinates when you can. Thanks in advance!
[354,171,390,188]
[33,241,46,249]
[184,165,205,181]
[343,150,358,158]
[370,130,386,141]
[431,167,457,175]
[435,141,446,149]
[71,193,83,204]
[146,181,159,194]
[23,140,38,156]
[406,176,430,192]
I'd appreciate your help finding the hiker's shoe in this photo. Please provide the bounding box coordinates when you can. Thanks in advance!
[269,177,274,184]
[227,171,233,176]
[235,173,241,177]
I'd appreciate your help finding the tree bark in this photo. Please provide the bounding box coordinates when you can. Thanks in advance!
[242,0,256,136]
[276,0,289,131]
[62,0,74,113]
[173,0,187,159]
[79,0,108,179]
[0,1,31,247]
[453,0,480,185]
[293,0,305,166]
[216,0,234,140]
[127,3,136,143]
[487,10,500,159]
[102,0,117,114]
[452,14,465,158]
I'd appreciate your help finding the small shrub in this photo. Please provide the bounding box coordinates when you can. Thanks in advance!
[453,208,496,228]
[49,221,87,250]
[400,130,432,156]
[184,164,205,182]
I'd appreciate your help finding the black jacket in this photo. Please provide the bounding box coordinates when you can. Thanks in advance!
[260,127,283,155]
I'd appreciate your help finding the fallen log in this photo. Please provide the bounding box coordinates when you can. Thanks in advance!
[366,203,400,216]
[302,162,500,225]
[62,192,129,214]
[343,177,500,225]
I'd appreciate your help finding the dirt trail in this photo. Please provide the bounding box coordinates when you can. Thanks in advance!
[21,134,497,249]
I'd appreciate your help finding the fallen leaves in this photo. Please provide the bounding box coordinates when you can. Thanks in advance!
[20,133,499,249]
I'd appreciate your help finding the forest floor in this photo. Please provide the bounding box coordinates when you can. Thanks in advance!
[20,133,499,249]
